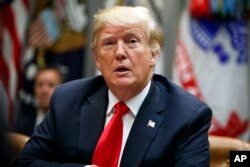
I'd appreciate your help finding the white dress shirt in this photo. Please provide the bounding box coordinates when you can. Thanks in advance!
[35,109,47,126]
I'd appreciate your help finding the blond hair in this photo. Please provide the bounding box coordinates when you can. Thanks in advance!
[91,6,162,52]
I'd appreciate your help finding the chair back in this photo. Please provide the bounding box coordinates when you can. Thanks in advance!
[209,135,250,167]
[6,132,30,160]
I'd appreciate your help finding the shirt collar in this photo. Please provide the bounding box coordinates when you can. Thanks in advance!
[107,81,151,116]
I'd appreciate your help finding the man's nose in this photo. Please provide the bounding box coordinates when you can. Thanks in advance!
[115,41,126,59]
[40,85,51,92]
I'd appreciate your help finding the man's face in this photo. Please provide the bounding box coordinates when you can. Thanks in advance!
[94,24,158,98]
[34,70,61,111]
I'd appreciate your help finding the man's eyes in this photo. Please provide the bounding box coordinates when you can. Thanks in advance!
[102,37,140,49]
[102,40,115,50]
[103,39,138,44]
[103,40,114,46]
[126,38,140,48]
[127,38,138,43]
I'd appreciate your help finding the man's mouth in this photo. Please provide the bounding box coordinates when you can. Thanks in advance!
[115,67,129,72]
[114,66,130,76]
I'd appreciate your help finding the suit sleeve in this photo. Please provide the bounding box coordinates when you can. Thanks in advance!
[13,90,86,167]
[174,105,212,167]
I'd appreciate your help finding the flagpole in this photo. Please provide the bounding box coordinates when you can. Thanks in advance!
[161,0,181,78]
[83,0,103,77]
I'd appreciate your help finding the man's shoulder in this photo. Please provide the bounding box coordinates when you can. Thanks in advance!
[152,74,183,95]
[60,75,105,88]
[55,75,106,96]
[152,74,207,107]
[152,74,211,120]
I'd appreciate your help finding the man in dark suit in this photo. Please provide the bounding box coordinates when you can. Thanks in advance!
[14,6,212,167]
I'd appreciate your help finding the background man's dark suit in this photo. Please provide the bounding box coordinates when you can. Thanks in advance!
[0,111,11,167]
[15,74,212,167]
[13,106,36,136]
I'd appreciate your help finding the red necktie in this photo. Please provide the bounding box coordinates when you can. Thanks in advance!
[92,102,129,167]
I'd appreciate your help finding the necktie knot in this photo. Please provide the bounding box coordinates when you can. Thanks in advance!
[114,102,129,116]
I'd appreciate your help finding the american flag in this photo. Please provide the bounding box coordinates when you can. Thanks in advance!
[0,0,29,127]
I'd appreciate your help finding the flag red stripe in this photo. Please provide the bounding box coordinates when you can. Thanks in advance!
[0,56,10,94]
[3,6,22,91]
[2,6,23,126]
[22,0,29,10]
[0,56,14,126]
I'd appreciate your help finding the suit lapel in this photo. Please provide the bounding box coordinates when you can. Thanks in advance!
[78,86,108,161]
[121,82,165,167]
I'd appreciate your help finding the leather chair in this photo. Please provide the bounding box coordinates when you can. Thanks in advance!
[209,135,250,167]
[6,132,30,162]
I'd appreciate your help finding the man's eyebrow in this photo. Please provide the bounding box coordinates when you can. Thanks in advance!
[126,29,147,39]
[100,35,114,42]
[125,30,142,36]
[99,29,144,41]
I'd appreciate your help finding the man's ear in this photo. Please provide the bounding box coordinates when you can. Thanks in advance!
[149,47,160,66]
[93,51,101,70]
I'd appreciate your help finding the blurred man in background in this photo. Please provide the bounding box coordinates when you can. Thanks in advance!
[13,66,63,136]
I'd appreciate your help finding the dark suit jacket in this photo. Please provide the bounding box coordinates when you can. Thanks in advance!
[14,74,212,167]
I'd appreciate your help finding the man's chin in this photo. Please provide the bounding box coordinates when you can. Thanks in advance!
[114,77,134,86]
